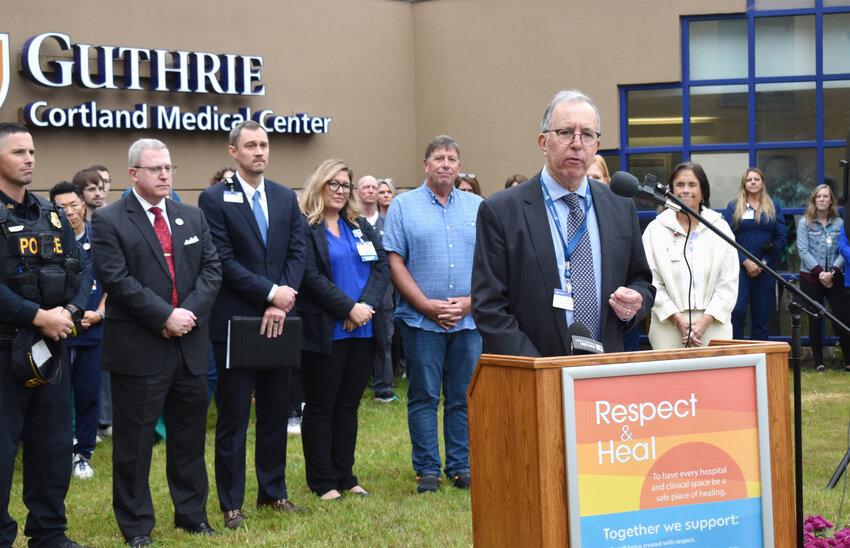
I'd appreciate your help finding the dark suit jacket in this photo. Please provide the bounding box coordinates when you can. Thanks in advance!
[471,174,655,357]
[298,216,390,355]
[198,178,306,341]
[91,193,222,375]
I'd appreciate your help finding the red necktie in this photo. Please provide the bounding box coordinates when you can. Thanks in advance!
[149,206,178,306]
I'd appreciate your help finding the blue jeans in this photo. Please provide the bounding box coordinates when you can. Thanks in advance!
[400,323,481,477]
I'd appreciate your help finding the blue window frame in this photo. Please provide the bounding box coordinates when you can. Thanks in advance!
[615,0,850,343]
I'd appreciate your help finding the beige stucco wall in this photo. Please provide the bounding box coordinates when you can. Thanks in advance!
[0,0,746,201]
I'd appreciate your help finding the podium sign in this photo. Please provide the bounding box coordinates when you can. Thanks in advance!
[561,354,774,547]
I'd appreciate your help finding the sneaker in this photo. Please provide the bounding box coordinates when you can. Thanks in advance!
[72,454,94,479]
[374,393,399,403]
[450,472,471,489]
[98,425,113,438]
[416,473,440,494]
[287,417,301,436]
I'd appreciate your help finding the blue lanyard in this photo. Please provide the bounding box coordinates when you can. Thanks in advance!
[540,179,591,281]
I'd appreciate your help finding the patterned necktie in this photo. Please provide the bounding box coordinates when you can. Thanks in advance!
[149,206,178,307]
[252,190,268,245]
[564,193,599,340]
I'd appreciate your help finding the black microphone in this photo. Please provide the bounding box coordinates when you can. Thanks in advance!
[610,171,681,212]
[567,321,604,355]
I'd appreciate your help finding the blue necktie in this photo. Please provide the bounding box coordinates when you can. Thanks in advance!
[564,193,599,341]
[252,190,268,245]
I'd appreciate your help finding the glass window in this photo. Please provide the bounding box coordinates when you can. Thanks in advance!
[689,152,750,209]
[627,152,683,211]
[599,153,621,179]
[756,148,818,207]
[755,82,816,142]
[824,14,850,75]
[824,0,850,7]
[824,80,850,142]
[755,15,815,77]
[755,0,815,7]
[689,19,748,80]
[824,147,848,193]
[626,88,683,148]
[690,85,749,144]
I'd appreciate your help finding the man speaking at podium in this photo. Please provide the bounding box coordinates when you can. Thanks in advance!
[471,89,654,357]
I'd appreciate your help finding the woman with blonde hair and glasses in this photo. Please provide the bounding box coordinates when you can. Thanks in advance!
[723,167,787,341]
[297,159,390,500]
[800,184,850,371]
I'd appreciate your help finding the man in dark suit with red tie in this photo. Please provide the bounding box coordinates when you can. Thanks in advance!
[198,120,307,530]
[91,138,221,547]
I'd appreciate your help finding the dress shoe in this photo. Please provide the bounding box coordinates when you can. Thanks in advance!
[257,498,307,512]
[176,521,220,535]
[223,509,244,529]
[126,535,153,547]
[59,540,93,548]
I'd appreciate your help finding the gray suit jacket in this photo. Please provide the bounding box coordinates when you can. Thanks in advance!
[471,173,654,357]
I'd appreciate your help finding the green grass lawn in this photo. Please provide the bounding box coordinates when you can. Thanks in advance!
[8,365,850,546]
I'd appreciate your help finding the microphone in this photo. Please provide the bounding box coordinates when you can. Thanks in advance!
[567,321,604,355]
[610,171,681,212]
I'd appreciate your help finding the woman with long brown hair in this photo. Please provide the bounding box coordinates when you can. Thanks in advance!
[798,184,849,371]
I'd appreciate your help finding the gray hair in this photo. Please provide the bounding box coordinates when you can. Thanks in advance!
[128,138,168,167]
[424,135,460,161]
[541,89,601,133]
[229,120,266,147]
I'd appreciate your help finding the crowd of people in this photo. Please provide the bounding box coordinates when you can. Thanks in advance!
[0,86,844,547]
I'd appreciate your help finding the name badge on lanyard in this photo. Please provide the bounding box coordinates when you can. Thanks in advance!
[541,179,590,313]
[223,190,244,203]
[352,229,378,262]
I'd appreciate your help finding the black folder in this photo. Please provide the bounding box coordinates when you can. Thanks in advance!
[226,316,302,370]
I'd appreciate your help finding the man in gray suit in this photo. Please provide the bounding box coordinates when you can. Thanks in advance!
[471,89,654,357]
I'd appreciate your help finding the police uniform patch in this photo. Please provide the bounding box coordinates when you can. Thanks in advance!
[50,212,62,229]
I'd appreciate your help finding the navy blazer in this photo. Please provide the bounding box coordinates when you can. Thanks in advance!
[92,193,221,375]
[198,177,307,342]
[298,216,390,355]
[471,173,655,357]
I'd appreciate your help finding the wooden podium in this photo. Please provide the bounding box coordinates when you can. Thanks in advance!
[467,340,793,547]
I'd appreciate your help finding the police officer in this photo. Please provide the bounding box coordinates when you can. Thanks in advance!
[0,122,92,548]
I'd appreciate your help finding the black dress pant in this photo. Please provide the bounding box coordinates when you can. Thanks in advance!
[301,338,374,495]
[0,348,73,548]
[110,344,209,540]
[800,275,850,365]
[213,341,291,512]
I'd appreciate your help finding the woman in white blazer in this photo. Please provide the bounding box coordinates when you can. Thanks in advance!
[642,162,739,349]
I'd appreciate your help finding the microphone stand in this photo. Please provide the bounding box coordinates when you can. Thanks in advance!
[653,185,850,548]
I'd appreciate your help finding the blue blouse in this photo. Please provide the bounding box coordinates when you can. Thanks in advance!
[327,219,373,340]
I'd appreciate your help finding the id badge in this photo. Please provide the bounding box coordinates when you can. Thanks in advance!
[223,190,244,203]
[742,209,755,220]
[356,241,378,262]
[553,288,574,311]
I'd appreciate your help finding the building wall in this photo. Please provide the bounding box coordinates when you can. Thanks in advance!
[0,0,745,200]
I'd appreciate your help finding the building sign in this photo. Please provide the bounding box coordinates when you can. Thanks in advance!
[561,354,774,547]
[1,31,331,134]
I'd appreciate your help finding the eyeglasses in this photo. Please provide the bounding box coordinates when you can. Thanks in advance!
[134,165,178,175]
[327,179,352,193]
[101,178,112,184]
[542,128,600,147]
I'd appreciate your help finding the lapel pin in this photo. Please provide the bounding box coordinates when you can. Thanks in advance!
[175,218,184,226]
